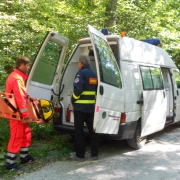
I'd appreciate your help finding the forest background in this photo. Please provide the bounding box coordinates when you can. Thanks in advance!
[0,0,180,91]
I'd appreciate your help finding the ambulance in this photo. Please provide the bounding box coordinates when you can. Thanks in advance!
[26,25,180,149]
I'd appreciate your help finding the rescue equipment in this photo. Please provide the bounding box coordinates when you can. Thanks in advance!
[0,92,55,124]
[39,99,55,121]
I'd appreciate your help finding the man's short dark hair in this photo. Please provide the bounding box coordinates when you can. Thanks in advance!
[16,56,30,68]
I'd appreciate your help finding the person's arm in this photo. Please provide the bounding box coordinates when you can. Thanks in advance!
[13,79,29,119]
[72,71,84,103]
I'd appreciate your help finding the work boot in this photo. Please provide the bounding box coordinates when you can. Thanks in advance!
[6,152,17,169]
[20,147,36,164]
[6,152,23,174]
[20,155,36,164]
[91,155,98,160]
[69,152,85,162]
[6,163,24,174]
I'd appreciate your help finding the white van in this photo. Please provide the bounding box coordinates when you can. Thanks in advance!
[27,25,180,149]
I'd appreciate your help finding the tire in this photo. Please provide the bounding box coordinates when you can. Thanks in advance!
[127,121,147,150]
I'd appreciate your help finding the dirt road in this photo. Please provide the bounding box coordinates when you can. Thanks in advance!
[15,124,180,180]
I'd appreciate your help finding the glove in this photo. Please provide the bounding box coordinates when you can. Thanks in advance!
[22,111,29,119]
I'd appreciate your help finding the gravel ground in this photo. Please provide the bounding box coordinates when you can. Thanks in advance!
[13,124,180,180]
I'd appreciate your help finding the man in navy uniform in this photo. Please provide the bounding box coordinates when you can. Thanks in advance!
[70,55,98,161]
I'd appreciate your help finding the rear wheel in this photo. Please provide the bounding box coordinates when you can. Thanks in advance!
[127,121,147,150]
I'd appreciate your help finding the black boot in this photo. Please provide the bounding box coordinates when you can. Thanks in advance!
[20,154,36,164]
[20,147,35,164]
[6,152,23,173]
[6,152,17,169]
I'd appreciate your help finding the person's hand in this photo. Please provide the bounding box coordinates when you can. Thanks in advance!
[21,111,29,123]
[22,111,29,119]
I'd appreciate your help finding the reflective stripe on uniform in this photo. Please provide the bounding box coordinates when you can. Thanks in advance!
[20,147,29,158]
[73,93,80,99]
[74,91,96,104]
[20,154,28,158]
[6,152,17,164]
[81,91,96,95]
[20,147,29,152]
[6,159,17,164]
[7,152,17,158]
[19,107,28,113]
[73,91,96,100]
[74,100,95,104]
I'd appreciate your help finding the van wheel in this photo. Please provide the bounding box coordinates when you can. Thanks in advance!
[127,122,147,150]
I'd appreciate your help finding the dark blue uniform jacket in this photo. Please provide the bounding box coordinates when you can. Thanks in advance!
[72,65,97,113]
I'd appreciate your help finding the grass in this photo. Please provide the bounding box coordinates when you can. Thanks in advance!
[0,119,73,179]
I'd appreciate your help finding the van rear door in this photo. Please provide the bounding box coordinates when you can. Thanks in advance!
[26,31,69,101]
[88,25,124,134]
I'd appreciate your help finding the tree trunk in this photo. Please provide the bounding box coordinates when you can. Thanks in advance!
[104,0,117,28]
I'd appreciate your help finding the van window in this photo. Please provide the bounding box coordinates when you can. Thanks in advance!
[140,66,164,90]
[91,34,122,88]
[173,70,180,88]
[31,41,62,85]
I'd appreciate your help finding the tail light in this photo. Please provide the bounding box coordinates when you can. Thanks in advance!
[53,107,60,122]
[66,104,71,122]
[120,113,126,124]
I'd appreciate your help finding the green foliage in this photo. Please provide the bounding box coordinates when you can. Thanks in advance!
[114,0,180,66]
[0,120,9,151]
[30,123,58,140]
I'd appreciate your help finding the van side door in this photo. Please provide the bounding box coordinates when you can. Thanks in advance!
[172,69,180,122]
[140,66,167,136]
[88,25,124,134]
[27,31,69,102]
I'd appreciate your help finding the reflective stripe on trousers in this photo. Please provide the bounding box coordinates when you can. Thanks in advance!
[20,147,29,158]
[6,152,17,164]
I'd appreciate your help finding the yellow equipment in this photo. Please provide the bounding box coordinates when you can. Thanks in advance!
[39,99,55,122]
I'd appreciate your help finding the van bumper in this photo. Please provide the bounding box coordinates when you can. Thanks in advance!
[54,120,138,140]
[96,121,137,140]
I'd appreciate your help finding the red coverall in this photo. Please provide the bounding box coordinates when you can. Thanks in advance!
[6,69,32,153]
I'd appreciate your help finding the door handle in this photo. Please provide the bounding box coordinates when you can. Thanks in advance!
[137,100,143,105]
[163,91,165,98]
[99,85,104,95]
[177,90,179,96]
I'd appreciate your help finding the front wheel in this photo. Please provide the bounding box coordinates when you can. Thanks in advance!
[127,121,147,150]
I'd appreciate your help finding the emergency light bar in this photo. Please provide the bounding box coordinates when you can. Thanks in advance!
[142,38,161,46]
[101,28,108,35]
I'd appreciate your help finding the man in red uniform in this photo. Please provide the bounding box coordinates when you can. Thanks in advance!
[6,56,35,171]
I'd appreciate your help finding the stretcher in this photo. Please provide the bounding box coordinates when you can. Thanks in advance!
[0,92,55,124]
